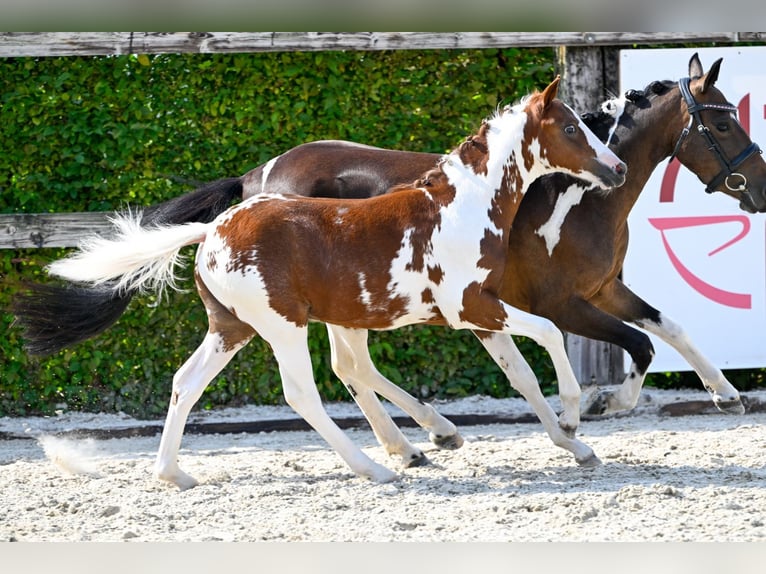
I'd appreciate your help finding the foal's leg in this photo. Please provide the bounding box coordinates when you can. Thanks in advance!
[156,275,254,490]
[593,279,744,415]
[450,296,584,437]
[327,325,430,468]
[269,325,399,483]
[327,325,463,456]
[474,331,600,466]
[155,331,243,490]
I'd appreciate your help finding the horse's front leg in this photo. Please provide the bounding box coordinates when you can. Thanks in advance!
[474,331,599,466]
[453,295,584,443]
[269,325,399,483]
[533,293,655,416]
[637,315,743,414]
[591,280,744,415]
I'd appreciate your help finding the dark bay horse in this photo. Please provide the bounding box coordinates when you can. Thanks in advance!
[41,79,626,488]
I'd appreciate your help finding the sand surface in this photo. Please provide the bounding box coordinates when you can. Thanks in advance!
[2,388,766,542]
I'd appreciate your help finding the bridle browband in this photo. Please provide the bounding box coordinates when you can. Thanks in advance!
[669,76,762,199]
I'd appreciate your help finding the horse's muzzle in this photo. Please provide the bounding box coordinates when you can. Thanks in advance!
[739,188,766,213]
[596,159,628,190]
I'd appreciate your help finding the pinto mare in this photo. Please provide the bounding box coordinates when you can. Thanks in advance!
[40,79,626,488]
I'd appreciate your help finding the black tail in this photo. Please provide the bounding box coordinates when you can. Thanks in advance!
[12,283,133,355]
[12,177,244,355]
[140,177,244,226]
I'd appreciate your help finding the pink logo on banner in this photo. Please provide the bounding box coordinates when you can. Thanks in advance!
[650,94,754,309]
[648,215,752,309]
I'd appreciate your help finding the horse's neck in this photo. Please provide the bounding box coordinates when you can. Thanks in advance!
[446,114,533,200]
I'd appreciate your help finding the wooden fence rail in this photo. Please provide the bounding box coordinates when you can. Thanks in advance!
[0,212,112,249]
[0,32,759,58]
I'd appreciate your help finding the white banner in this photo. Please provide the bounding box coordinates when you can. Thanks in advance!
[621,46,766,372]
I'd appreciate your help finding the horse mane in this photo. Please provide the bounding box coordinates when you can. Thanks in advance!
[395,96,533,192]
[581,79,676,141]
[389,119,495,194]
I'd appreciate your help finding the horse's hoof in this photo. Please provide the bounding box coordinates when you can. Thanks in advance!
[157,469,199,491]
[575,452,602,468]
[715,398,746,415]
[366,466,400,483]
[404,452,432,468]
[430,432,464,450]
[582,391,610,416]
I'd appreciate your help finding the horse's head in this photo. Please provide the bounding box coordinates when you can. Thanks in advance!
[523,77,627,190]
[668,53,766,213]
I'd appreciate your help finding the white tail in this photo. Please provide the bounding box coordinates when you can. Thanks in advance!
[47,211,209,297]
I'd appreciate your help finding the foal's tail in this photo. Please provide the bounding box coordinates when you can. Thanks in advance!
[47,213,209,296]
[12,177,241,355]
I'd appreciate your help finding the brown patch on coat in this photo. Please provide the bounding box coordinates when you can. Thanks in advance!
[427,264,444,285]
[195,270,256,352]
[455,124,490,176]
[458,282,507,331]
[213,191,450,329]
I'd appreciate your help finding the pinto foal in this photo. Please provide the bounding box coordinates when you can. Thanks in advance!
[47,78,626,489]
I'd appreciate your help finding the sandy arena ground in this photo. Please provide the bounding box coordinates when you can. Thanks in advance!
[2,388,766,543]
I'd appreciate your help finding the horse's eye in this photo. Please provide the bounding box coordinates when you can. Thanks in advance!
[564,125,577,135]
[716,122,730,133]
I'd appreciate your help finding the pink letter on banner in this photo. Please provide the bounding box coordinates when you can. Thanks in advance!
[648,215,752,309]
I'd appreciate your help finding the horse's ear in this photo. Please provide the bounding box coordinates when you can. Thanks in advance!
[688,52,704,79]
[701,58,722,93]
[541,76,561,110]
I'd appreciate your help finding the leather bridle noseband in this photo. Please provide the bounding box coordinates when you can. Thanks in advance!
[669,76,762,209]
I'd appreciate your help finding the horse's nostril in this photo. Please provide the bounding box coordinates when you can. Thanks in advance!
[615,163,627,176]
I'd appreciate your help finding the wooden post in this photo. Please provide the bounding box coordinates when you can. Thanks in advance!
[554,45,625,387]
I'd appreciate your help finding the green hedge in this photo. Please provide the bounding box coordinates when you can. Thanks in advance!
[1,48,562,417]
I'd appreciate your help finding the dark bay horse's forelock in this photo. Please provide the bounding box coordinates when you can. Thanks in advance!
[34,78,627,488]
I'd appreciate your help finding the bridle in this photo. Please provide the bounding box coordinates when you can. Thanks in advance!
[669,76,762,210]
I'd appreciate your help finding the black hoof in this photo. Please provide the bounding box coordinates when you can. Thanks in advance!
[582,392,609,416]
[431,433,464,450]
[715,399,746,415]
[576,453,602,468]
[404,452,432,468]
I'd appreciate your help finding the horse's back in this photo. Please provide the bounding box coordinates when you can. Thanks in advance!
[199,191,441,329]
[241,140,440,200]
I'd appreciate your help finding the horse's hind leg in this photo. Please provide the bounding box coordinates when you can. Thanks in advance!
[269,325,399,483]
[155,331,244,490]
[475,331,600,467]
[327,325,430,468]
[155,274,254,490]
[328,325,463,453]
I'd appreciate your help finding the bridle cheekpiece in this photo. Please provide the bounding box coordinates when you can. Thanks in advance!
[669,76,762,205]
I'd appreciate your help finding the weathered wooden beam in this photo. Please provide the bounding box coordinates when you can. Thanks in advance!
[0,212,112,249]
[0,32,745,58]
[555,45,625,387]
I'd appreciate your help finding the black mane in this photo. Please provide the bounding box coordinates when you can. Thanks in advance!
[580,79,676,143]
